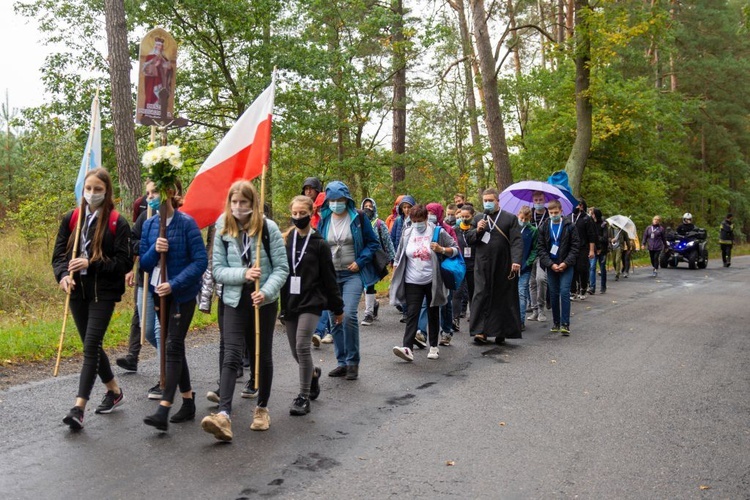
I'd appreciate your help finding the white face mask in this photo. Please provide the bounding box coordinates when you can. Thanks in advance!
[427,215,438,224]
[232,208,252,219]
[84,192,105,208]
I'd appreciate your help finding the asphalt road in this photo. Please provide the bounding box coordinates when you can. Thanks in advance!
[1,258,749,499]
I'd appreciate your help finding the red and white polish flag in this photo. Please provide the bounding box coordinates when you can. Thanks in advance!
[182,75,275,228]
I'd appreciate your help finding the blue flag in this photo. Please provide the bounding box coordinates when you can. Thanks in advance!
[74,94,102,202]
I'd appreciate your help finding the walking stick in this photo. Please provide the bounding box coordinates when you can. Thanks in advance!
[140,204,153,345]
[254,165,267,390]
[158,199,168,389]
[53,198,86,376]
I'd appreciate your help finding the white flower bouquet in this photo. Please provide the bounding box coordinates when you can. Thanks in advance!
[142,143,183,195]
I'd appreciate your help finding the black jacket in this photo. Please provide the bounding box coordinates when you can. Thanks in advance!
[52,209,132,302]
[571,212,597,250]
[537,219,580,270]
[280,230,344,318]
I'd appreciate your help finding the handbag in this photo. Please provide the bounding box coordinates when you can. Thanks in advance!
[432,227,466,290]
[373,247,390,279]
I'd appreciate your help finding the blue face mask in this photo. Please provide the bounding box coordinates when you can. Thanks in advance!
[329,201,347,214]
[550,214,562,223]
[533,203,545,211]
[147,197,160,211]
[483,201,496,212]
[427,214,437,224]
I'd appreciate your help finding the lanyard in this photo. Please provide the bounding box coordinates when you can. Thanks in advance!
[534,211,547,227]
[572,212,581,225]
[292,229,312,275]
[486,211,502,231]
[80,210,99,254]
[551,222,562,245]
[241,232,253,265]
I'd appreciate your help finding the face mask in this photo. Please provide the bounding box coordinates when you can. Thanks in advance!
[292,215,311,229]
[364,208,374,220]
[456,203,464,209]
[518,219,526,226]
[462,218,473,225]
[147,197,160,211]
[413,222,427,232]
[232,208,252,219]
[329,201,347,214]
[446,216,456,225]
[533,203,545,211]
[84,192,105,209]
[483,201,496,212]
[550,214,562,223]
[428,214,438,224]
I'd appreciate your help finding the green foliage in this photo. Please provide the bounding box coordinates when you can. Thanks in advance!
[7,196,65,252]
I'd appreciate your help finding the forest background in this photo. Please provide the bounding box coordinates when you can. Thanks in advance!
[1,0,749,361]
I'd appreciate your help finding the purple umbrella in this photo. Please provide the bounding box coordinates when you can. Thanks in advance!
[499,180,574,215]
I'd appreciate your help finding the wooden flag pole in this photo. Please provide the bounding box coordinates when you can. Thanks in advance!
[254,165,267,390]
[140,204,153,345]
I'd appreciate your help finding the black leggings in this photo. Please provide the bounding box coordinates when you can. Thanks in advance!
[154,294,196,404]
[220,285,277,411]
[69,299,116,400]
[649,250,661,269]
[404,283,439,349]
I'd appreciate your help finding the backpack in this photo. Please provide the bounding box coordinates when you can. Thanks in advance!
[431,226,466,290]
[69,207,120,236]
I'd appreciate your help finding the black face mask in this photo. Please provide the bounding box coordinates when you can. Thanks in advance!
[291,215,311,229]
[364,208,374,220]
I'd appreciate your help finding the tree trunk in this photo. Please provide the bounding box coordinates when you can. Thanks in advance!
[507,0,528,144]
[564,0,592,197]
[391,0,407,193]
[104,0,140,207]
[557,0,566,43]
[470,0,513,190]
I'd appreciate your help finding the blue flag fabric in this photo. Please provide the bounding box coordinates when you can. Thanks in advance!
[74,95,102,202]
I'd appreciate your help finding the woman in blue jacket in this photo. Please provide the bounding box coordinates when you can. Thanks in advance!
[141,184,208,432]
[317,181,381,381]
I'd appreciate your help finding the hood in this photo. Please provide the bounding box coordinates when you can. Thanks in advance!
[361,197,378,218]
[397,195,417,217]
[301,177,323,195]
[425,202,444,221]
[593,208,603,223]
[547,170,579,208]
[324,181,355,206]
[314,191,326,210]
[578,199,588,214]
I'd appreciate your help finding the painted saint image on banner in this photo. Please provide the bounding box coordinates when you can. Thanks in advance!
[136,28,177,124]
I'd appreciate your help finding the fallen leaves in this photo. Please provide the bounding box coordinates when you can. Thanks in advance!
[699,485,711,490]
[498,421,506,427]
[446,460,455,466]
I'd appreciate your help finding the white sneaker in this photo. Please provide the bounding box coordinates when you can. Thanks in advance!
[427,347,439,360]
[414,331,427,349]
[537,311,548,322]
[321,333,334,344]
[526,310,538,321]
[393,346,414,362]
[578,294,586,301]
[311,333,321,348]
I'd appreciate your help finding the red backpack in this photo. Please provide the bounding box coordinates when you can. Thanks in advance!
[68,207,120,236]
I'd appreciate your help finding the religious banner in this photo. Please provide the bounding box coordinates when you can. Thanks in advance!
[136,28,177,124]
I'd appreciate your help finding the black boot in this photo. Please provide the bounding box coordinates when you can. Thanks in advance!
[169,392,196,423]
[144,405,170,431]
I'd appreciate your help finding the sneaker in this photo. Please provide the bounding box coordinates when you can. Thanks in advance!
[361,314,374,326]
[623,273,629,278]
[601,288,607,294]
[201,413,233,441]
[652,270,657,277]
[550,324,560,333]
[63,406,84,430]
[345,365,358,380]
[452,318,460,332]
[328,365,347,377]
[414,331,427,349]
[587,287,595,295]
[309,367,322,400]
[526,310,538,321]
[147,383,162,400]
[615,274,620,281]
[95,389,124,414]
[115,355,137,372]
[311,333,322,347]
[521,323,526,332]
[321,333,334,344]
[570,294,578,301]
[473,334,488,344]
[250,407,270,431]
[537,311,548,322]
[373,301,379,318]
[578,294,586,301]
[241,379,258,399]
[399,313,407,323]
[439,334,452,346]
[393,346,414,362]
[560,324,570,336]
[206,387,220,404]
[290,395,311,416]
[427,346,439,360]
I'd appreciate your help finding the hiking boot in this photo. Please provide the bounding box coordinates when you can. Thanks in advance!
[147,383,162,400]
[250,407,270,431]
[241,379,258,399]
[537,311,548,322]
[169,392,196,423]
[309,367,322,400]
[201,413,233,441]
[560,324,570,336]
[527,309,539,321]
[206,387,220,404]
[95,389,124,414]
[550,324,560,333]
[360,314,374,326]
[63,406,84,430]
[144,405,170,431]
[321,333,334,344]
[328,365,347,377]
[311,333,322,348]
[439,334,452,346]
[393,346,414,362]
[414,331,427,349]
[289,395,311,416]
[115,355,137,372]
[345,365,358,380]
[427,346,439,360]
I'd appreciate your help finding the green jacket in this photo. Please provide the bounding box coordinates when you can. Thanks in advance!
[213,215,290,308]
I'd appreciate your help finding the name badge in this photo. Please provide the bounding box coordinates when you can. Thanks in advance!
[464,247,472,258]
[550,244,559,257]
[481,232,491,244]
[290,276,301,295]
[150,265,163,287]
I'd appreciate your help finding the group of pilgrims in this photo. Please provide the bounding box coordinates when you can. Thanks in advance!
[54,169,637,441]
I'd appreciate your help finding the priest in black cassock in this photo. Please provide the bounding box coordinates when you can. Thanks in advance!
[465,188,523,344]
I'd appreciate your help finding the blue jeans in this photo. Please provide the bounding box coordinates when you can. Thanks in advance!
[315,310,330,335]
[547,266,574,326]
[588,257,597,292]
[136,285,160,349]
[596,253,607,291]
[330,270,363,367]
[518,271,531,325]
